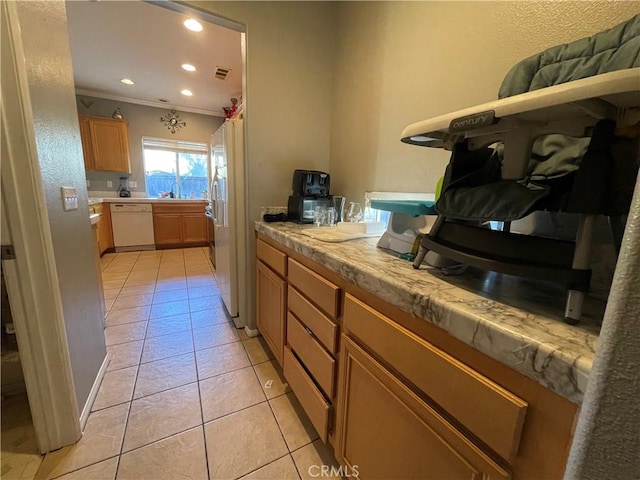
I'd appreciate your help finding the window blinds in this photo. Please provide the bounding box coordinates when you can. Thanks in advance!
[142,137,208,154]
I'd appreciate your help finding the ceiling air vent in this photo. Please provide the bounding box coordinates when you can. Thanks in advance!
[214,67,231,80]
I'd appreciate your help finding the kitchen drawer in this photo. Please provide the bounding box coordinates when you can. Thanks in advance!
[153,203,206,214]
[288,286,338,354]
[93,204,104,215]
[288,258,340,319]
[257,239,287,277]
[283,346,330,443]
[287,312,335,398]
[343,294,527,463]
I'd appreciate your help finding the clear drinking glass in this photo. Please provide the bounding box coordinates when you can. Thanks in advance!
[326,207,336,226]
[314,206,327,227]
[332,196,346,223]
[346,202,363,223]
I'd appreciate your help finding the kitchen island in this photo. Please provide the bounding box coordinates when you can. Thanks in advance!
[255,220,604,478]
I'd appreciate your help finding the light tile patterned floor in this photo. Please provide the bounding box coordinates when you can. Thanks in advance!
[1,391,43,479]
[35,247,341,480]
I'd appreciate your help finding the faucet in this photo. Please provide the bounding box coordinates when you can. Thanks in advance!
[170,181,181,199]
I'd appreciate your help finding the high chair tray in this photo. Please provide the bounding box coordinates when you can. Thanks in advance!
[401,68,640,149]
[370,199,437,216]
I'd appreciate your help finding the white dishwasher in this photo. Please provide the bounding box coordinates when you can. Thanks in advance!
[110,203,155,252]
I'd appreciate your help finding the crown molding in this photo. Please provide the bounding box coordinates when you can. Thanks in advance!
[75,88,226,118]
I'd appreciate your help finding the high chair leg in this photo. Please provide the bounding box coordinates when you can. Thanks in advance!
[564,214,596,324]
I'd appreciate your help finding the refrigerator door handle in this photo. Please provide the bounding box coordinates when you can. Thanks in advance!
[212,180,219,223]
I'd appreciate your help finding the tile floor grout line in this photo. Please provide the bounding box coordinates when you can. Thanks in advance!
[46,248,291,480]
[235,453,298,480]
[192,320,212,480]
[247,350,293,460]
[200,397,270,428]
[45,454,121,480]
[112,255,146,478]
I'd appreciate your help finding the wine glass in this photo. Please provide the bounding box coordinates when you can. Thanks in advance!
[346,202,363,223]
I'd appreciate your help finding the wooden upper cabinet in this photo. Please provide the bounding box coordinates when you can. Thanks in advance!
[79,116,94,171]
[79,115,131,173]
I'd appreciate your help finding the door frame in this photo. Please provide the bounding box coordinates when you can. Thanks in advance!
[1,0,81,453]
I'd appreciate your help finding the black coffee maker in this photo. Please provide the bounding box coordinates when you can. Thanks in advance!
[288,170,332,223]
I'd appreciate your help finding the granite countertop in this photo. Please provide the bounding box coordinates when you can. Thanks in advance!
[88,197,208,206]
[256,221,604,404]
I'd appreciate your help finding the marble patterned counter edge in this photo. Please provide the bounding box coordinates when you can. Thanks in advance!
[256,221,602,404]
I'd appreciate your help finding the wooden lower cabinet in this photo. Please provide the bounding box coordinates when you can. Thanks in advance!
[96,203,113,255]
[152,203,208,247]
[182,214,207,243]
[336,335,510,480]
[91,203,113,255]
[256,260,286,365]
[91,223,106,322]
[255,233,577,479]
[154,213,183,245]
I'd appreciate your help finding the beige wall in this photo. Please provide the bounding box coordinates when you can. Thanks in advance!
[330,1,640,204]
[186,1,337,329]
[77,96,224,195]
[14,1,106,411]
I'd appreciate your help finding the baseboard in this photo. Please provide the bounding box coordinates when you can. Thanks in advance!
[79,352,110,430]
[244,326,259,338]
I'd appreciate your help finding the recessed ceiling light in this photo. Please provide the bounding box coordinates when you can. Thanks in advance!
[183,19,202,32]
[120,78,135,85]
[181,64,196,72]
[181,89,193,96]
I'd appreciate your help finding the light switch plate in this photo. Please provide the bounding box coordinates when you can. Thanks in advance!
[86,179,91,187]
[107,180,113,188]
[129,180,137,189]
[61,186,78,211]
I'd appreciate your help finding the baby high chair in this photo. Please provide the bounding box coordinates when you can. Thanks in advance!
[403,15,640,324]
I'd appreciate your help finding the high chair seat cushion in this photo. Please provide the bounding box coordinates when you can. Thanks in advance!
[499,14,640,98]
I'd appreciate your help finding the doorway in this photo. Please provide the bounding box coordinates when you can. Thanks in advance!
[1,269,43,479]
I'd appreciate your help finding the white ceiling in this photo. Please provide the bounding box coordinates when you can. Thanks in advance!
[65,1,242,117]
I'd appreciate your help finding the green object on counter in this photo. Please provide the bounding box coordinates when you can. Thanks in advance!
[369,199,437,217]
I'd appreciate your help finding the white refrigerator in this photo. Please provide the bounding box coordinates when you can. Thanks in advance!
[212,118,246,328]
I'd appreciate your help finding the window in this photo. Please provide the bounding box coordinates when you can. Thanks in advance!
[142,137,209,199]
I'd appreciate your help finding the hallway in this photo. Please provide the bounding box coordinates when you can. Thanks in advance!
[35,247,340,480]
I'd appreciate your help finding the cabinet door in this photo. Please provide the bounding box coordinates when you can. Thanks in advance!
[336,336,510,480]
[79,116,94,171]
[256,260,286,365]
[89,118,131,173]
[99,203,114,254]
[182,214,207,243]
[153,214,183,245]
[207,216,215,244]
[91,225,106,323]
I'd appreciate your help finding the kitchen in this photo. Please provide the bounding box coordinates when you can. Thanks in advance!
[67,1,238,253]
[1,2,639,480]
